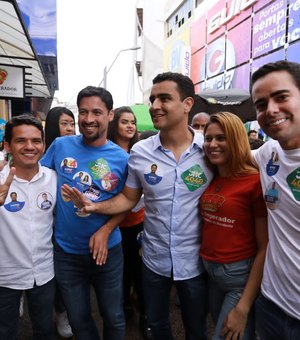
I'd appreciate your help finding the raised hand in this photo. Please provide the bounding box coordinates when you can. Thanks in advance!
[61,184,96,213]
[0,167,16,206]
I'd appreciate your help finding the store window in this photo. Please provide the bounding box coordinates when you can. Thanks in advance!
[166,0,193,38]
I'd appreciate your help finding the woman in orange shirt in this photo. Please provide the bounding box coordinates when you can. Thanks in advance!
[200,112,268,340]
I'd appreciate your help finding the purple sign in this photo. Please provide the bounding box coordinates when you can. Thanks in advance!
[232,63,250,90]
[252,0,287,59]
[252,48,285,74]
[288,0,300,43]
[227,18,251,67]
[287,41,300,63]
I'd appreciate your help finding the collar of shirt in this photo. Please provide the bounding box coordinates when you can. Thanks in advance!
[152,127,204,153]
[2,163,46,183]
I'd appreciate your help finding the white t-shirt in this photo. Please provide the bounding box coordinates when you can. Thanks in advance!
[254,139,300,320]
[0,164,57,289]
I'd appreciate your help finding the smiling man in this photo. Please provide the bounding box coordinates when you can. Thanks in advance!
[0,115,57,339]
[42,86,128,340]
[62,73,214,339]
[251,60,300,339]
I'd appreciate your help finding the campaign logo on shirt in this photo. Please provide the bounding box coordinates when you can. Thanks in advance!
[144,163,163,185]
[89,158,110,180]
[37,192,54,210]
[264,181,280,210]
[61,157,77,175]
[4,191,25,212]
[101,172,118,192]
[181,164,207,191]
[266,151,279,176]
[74,206,91,218]
[286,167,300,201]
[72,171,91,192]
[83,184,101,201]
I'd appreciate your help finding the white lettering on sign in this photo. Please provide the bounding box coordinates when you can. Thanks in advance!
[208,0,258,34]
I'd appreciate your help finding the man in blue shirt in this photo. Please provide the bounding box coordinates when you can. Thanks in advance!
[42,86,128,340]
[63,73,213,339]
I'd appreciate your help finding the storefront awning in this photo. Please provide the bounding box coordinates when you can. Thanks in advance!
[0,0,51,98]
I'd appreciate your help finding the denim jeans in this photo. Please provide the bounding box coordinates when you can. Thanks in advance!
[142,263,208,340]
[203,258,254,340]
[256,293,300,340]
[0,278,55,340]
[54,242,125,340]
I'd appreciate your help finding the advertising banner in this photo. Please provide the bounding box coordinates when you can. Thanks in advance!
[207,0,226,44]
[227,18,251,67]
[288,0,300,43]
[17,0,57,56]
[252,0,288,59]
[252,48,285,73]
[287,41,300,62]
[232,63,250,90]
[190,0,300,91]
[191,15,206,53]
[164,27,191,76]
[0,65,24,99]
[190,48,205,84]
[226,0,256,30]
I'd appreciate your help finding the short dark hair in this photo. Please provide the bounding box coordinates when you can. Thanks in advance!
[251,60,300,92]
[249,138,264,150]
[152,72,195,101]
[77,86,113,111]
[45,106,75,150]
[5,114,44,144]
[247,129,257,136]
[107,106,139,152]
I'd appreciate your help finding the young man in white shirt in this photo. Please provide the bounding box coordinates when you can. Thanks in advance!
[0,115,57,339]
[251,60,300,339]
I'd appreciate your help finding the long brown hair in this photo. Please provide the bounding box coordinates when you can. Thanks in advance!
[203,112,258,176]
[107,106,139,152]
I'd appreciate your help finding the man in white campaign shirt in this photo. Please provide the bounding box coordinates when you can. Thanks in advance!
[0,115,57,340]
[251,60,300,339]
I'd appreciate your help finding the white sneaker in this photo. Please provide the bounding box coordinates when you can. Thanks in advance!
[55,311,73,338]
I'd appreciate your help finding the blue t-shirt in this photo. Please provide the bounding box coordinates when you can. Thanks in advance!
[41,135,129,254]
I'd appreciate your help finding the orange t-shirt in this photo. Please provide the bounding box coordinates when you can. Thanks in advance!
[120,208,144,228]
[200,173,267,263]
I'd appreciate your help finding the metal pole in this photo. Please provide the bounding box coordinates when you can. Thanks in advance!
[103,66,107,89]
[98,47,140,88]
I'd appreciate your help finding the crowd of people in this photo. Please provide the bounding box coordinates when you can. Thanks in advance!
[0,59,299,340]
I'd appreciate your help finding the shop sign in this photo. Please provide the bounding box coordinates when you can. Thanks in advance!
[0,65,24,99]
[208,0,258,34]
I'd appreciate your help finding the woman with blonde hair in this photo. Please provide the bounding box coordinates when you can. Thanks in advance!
[200,112,268,339]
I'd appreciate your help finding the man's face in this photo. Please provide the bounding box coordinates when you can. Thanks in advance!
[10,192,17,201]
[78,96,113,146]
[192,115,208,131]
[151,165,157,173]
[4,125,44,170]
[42,193,48,201]
[249,131,257,139]
[149,81,193,131]
[252,70,300,150]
